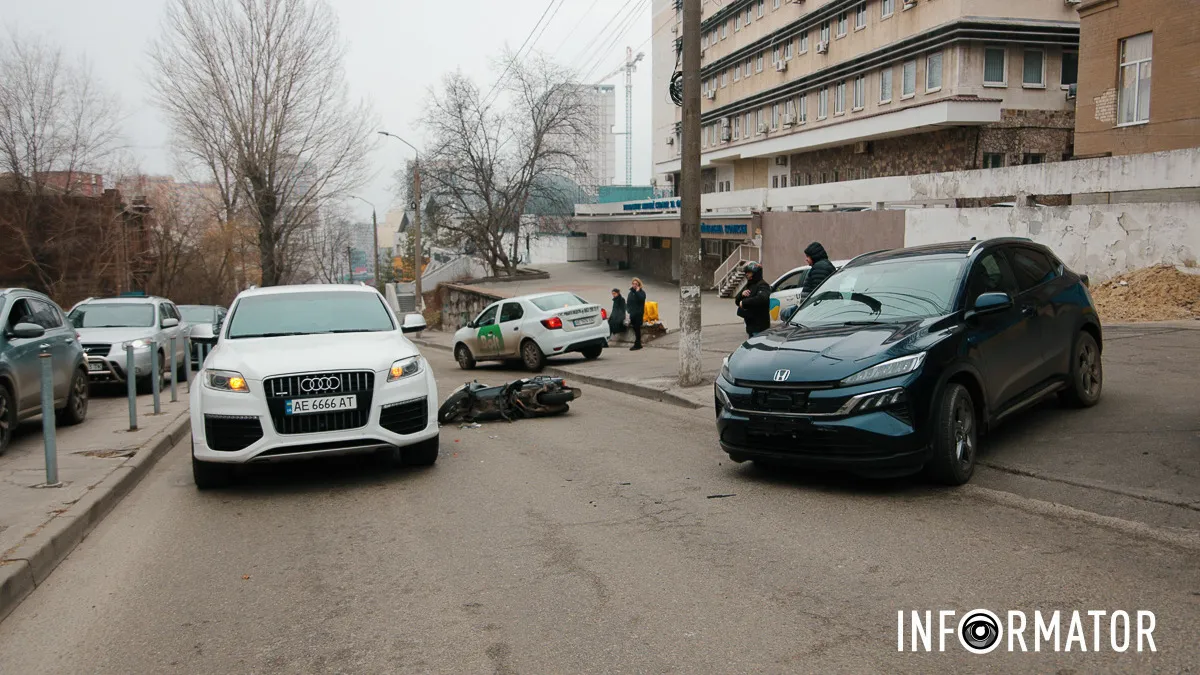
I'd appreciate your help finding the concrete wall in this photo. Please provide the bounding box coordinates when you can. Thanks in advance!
[438,283,509,332]
[760,209,906,278]
[903,202,1200,282]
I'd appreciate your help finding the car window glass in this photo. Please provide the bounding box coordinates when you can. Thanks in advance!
[499,302,524,322]
[5,299,33,329]
[966,252,1018,304]
[168,304,181,321]
[775,270,806,292]
[226,292,394,338]
[29,299,63,329]
[476,305,499,327]
[1009,248,1057,291]
[794,259,968,325]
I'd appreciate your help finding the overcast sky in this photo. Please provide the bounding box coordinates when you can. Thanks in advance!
[1,0,654,223]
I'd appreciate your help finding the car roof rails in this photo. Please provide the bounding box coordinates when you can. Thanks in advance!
[842,248,892,268]
[968,236,1034,257]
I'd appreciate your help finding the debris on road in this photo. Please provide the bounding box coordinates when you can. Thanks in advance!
[706,494,736,499]
[459,423,482,430]
[1091,265,1200,322]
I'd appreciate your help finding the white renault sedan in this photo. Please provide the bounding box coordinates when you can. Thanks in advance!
[452,292,609,372]
[189,284,436,489]
[767,259,850,322]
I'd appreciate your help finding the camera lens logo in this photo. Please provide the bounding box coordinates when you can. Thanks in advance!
[958,609,1002,654]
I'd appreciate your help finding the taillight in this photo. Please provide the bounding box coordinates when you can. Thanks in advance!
[542,316,563,330]
[601,308,608,320]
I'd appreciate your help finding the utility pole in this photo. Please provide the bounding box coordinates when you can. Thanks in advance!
[678,0,703,386]
[346,246,353,284]
[412,159,423,305]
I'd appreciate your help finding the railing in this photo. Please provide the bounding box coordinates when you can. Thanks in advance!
[713,243,760,288]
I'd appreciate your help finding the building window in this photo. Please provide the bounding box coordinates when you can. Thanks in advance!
[855,2,867,29]
[722,22,728,39]
[880,66,893,103]
[773,46,781,64]
[773,0,781,9]
[833,170,840,182]
[733,65,740,82]
[702,126,708,148]
[926,51,943,92]
[1061,51,1078,87]
[756,53,764,73]
[704,239,722,256]
[798,93,807,122]
[745,112,752,137]
[724,180,731,191]
[735,14,741,30]
[757,0,765,18]
[882,0,895,18]
[800,32,809,53]
[757,108,765,134]
[732,117,740,140]
[902,59,917,97]
[1022,153,1045,165]
[837,12,848,37]
[772,175,779,188]
[745,7,752,25]
[983,153,1004,169]
[821,21,830,44]
[984,46,1006,86]
[1119,33,1152,125]
[702,34,709,50]
[780,175,788,187]
[835,80,846,114]
[772,104,780,129]
[784,41,792,60]
[853,75,865,110]
[744,58,751,78]
[818,87,828,119]
[1022,49,1045,87]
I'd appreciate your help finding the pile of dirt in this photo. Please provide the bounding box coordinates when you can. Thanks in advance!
[1090,265,1200,323]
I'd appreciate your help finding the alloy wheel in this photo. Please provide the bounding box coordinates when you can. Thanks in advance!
[1078,343,1100,398]
[72,372,89,419]
[953,397,975,467]
[0,388,10,448]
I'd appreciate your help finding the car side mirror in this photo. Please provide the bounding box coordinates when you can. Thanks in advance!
[968,292,1013,318]
[162,317,179,328]
[401,313,427,334]
[780,305,800,323]
[9,322,45,339]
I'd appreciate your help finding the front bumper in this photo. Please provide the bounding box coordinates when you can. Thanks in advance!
[85,348,153,383]
[191,367,439,464]
[543,323,611,357]
[714,374,931,476]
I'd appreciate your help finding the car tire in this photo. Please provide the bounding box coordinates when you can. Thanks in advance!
[454,344,476,370]
[192,449,234,490]
[1059,331,1102,408]
[925,383,978,486]
[58,367,89,426]
[403,437,439,467]
[0,383,14,456]
[521,340,546,372]
[581,346,603,360]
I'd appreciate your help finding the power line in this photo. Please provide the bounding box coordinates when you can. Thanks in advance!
[481,0,563,107]
[553,0,606,55]
[568,0,643,73]
[528,0,569,59]
[577,0,652,82]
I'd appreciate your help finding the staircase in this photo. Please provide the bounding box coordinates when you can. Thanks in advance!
[714,242,762,298]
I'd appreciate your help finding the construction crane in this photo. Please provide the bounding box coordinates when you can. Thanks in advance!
[595,47,645,186]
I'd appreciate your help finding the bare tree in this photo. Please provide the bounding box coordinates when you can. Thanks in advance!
[303,208,353,284]
[417,52,591,276]
[149,0,374,287]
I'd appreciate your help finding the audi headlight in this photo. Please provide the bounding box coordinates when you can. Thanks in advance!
[840,352,926,387]
[720,356,732,383]
[122,339,151,350]
[205,369,249,393]
[388,356,422,382]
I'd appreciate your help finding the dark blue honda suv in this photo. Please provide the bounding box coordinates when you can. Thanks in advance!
[714,238,1103,485]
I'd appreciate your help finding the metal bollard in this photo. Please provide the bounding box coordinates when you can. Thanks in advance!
[169,335,178,402]
[151,346,161,414]
[126,344,137,431]
[184,336,192,387]
[39,350,60,486]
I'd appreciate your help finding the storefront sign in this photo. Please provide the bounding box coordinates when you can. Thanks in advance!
[622,198,682,211]
[700,223,748,235]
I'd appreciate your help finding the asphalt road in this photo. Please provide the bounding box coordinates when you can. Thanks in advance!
[0,350,1196,673]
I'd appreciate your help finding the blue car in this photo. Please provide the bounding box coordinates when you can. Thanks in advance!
[715,238,1103,485]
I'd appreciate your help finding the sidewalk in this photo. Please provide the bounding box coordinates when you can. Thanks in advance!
[0,391,190,621]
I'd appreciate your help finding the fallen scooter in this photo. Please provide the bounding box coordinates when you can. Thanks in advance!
[438,376,581,424]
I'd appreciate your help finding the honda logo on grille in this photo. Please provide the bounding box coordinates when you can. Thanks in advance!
[773,369,791,382]
[300,376,340,393]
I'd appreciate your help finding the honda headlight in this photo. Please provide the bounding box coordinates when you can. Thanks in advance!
[205,369,249,393]
[840,352,926,387]
[122,339,151,350]
[388,356,423,382]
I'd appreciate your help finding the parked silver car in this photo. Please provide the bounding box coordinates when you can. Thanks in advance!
[0,289,89,454]
[68,295,189,393]
[178,304,227,369]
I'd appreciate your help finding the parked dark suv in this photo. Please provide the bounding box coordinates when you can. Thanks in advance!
[715,238,1103,485]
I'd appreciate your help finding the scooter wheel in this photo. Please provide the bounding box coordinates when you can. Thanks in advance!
[438,391,471,425]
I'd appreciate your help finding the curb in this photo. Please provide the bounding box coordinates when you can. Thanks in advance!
[0,412,191,624]
[413,337,703,410]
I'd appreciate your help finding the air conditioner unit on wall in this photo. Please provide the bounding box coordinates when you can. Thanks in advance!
[706,90,716,100]
[816,41,828,54]
[783,112,796,126]
[666,136,675,145]
[1064,0,1080,4]
[721,128,732,141]
[758,123,769,134]
[775,156,789,166]
[776,61,788,72]
[903,0,917,7]
[1066,83,1077,100]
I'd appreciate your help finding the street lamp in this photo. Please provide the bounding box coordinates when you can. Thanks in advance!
[378,130,424,307]
[349,195,378,288]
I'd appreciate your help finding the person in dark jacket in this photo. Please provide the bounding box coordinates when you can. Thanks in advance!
[734,262,772,337]
[626,278,646,351]
[608,288,627,335]
[801,241,836,297]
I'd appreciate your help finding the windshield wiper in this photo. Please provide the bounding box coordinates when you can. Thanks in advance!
[235,331,309,338]
[327,329,377,334]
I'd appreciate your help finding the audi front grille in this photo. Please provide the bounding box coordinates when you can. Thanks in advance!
[204,414,264,452]
[379,398,428,435]
[263,371,375,435]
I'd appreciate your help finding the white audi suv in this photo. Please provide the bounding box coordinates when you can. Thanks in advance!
[189,284,437,488]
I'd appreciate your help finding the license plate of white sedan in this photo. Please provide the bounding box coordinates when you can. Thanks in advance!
[285,395,356,415]
[573,317,595,326]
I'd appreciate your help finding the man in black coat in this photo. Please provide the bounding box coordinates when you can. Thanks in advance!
[735,262,772,337]
[801,241,836,297]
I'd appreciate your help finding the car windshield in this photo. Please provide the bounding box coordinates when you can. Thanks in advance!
[179,306,216,323]
[530,293,586,311]
[69,304,156,328]
[790,258,968,325]
[226,291,393,338]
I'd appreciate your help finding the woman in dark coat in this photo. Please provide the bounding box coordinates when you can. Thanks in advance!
[608,288,627,335]
[626,278,646,351]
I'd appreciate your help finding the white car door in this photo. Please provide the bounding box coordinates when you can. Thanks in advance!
[494,301,527,358]
[770,267,809,321]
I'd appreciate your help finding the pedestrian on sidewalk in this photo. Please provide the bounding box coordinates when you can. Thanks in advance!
[735,262,772,338]
[801,241,836,298]
[627,278,646,351]
[608,288,627,335]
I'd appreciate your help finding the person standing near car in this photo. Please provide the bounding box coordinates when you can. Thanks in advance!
[735,262,772,338]
[626,278,646,351]
[801,241,836,297]
[608,288,627,335]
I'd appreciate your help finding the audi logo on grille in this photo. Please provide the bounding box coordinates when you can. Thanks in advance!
[300,376,341,393]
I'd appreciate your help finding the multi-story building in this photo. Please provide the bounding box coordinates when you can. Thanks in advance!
[1073,0,1200,158]
[578,84,618,189]
[652,0,1081,193]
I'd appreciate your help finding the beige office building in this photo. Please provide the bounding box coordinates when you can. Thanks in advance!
[651,0,1081,194]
